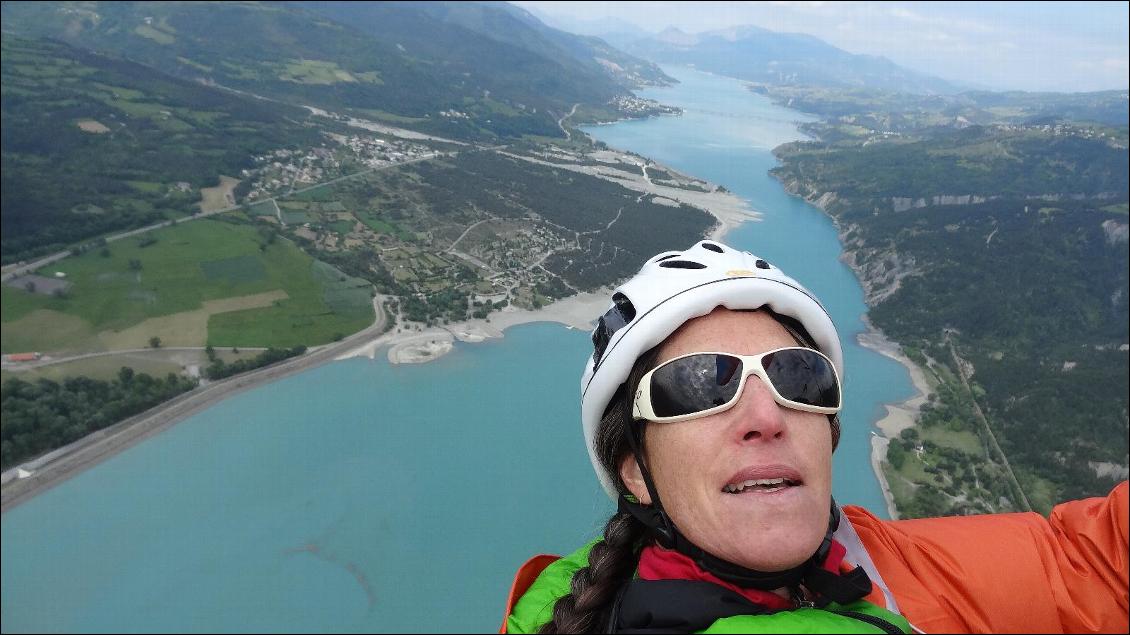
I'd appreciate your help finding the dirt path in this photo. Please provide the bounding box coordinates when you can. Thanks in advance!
[558,103,579,140]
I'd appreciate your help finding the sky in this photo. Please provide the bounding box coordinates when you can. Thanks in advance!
[514,1,1130,93]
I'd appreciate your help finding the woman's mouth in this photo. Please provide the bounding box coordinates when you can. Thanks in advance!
[722,477,801,494]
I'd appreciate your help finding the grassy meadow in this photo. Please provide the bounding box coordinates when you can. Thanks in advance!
[2,218,373,352]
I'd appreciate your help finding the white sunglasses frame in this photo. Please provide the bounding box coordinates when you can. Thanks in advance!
[632,347,843,423]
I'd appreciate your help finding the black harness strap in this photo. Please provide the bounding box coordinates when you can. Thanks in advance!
[607,579,774,634]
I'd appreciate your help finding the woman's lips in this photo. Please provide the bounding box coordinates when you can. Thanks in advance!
[722,464,803,493]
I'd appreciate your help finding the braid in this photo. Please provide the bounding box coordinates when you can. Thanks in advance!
[538,510,646,633]
[541,347,661,633]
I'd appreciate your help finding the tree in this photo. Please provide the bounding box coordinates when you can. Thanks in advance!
[205,345,216,361]
[887,440,907,470]
[149,336,162,349]
[118,366,135,384]
[24,281,36,293]
[128,258,143,271]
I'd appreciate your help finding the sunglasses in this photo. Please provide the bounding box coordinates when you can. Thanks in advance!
[632,347,842,423]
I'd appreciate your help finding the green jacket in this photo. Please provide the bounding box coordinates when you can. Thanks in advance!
[507,540,912,634]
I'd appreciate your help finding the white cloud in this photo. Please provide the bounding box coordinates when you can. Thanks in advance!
[889,7,924,22]
[768,1,831,9]
[516,1,1129,91]
[887,4,993,34]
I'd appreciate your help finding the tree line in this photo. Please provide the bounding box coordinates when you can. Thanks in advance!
[1,370,197,470]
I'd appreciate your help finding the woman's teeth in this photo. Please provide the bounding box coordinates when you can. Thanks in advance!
[723,478,797,493]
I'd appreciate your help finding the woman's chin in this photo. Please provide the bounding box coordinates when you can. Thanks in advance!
[708,523,827,573]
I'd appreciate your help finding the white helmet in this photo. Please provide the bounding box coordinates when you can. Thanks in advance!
[581,240,843,498]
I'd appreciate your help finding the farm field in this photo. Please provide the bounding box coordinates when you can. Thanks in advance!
[1,218,373,352]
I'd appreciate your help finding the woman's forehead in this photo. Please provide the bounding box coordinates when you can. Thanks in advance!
[658,308,797,360]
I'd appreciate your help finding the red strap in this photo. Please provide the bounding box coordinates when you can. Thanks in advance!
[637,545,795,610]
[500,554,561,633]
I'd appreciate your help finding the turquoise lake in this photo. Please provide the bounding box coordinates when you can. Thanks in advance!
[0,66,914,633]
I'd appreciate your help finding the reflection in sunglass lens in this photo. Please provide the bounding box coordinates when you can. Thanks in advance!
[761,349,839,408]
[650,354,743,417]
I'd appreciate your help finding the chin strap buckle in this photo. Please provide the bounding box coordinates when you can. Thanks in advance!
[618,495,677,548]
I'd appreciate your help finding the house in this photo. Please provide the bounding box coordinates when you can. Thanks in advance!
[6,352,41,362]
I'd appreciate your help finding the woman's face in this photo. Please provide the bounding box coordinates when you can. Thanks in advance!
[620,308,834,573]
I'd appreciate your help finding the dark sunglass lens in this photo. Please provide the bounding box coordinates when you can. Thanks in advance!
[650,354,743,417]
[761,350,839,408]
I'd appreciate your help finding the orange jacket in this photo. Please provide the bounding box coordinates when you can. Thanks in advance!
[503,481,1128,633]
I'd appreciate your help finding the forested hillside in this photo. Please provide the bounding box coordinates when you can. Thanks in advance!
[773,109,1129,513]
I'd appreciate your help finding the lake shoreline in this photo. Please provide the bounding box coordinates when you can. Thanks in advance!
[766,171,933,519]
[2,73,918,522]
[855,316,933,520]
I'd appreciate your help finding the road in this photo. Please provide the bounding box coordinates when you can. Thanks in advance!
[1,295,388,512]
[558,103,580,140]
[945,331,1032,512]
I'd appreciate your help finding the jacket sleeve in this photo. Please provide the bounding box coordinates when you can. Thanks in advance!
[845,481,1128,634]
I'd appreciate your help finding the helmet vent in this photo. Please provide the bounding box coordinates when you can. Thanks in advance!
[755,259,771,270]
[591,293,636,368]
[654,254,680,263]
[658,260,706,270]
[701,243,724,253]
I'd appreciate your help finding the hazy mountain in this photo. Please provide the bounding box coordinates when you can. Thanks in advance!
[963,90,1130,127]
[404,1,673,86]
[515,6,653,51]
[628,24,961,94]
[0,1,661,140]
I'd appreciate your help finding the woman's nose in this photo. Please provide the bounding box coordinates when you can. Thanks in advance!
[731,376,787,443]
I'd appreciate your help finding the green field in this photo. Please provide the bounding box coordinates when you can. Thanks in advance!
[0,355,182,384]
[200,254,267,284]
[357,213,411,239]
[882,462,918,510]
[327,219,355,234]
[282,210,316,224]
[278,59,366,85]
[289,188,339,203]
[1,219,373,351]
[127,180,165,193]
[312,260,373,319]
[247,200,278,217]
[918,426,983,455]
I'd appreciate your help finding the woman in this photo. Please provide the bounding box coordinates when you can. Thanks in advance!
[503,241,1128,634]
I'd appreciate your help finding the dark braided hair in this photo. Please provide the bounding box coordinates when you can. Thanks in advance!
[538,347,661,633]
[540,309,840,632]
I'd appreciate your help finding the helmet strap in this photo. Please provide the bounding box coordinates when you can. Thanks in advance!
[622,419,677,547]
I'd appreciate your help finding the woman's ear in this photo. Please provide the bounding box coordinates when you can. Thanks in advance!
[619,454,653,505]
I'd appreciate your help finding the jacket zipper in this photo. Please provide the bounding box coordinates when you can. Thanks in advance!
[832,609,906,634]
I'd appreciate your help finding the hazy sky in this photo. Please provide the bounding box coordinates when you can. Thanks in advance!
[515,1,1130,92]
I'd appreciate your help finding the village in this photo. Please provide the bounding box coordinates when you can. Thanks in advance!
[241,134,437,200]
[609,94,683,117]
